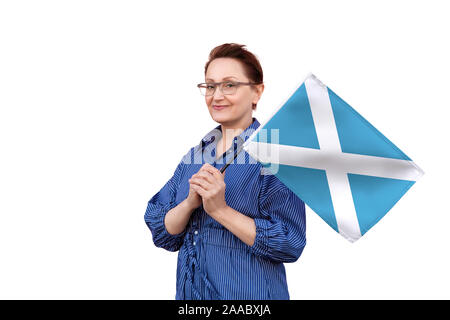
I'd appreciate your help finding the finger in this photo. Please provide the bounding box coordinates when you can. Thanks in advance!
[191,183,207,197]
[202,163,214,170]
[189,177,212,190]
[195,164,215,178]
[196,171,216,184]
[199,164,215,174]
[191,169,212,180]
[201,165,224,181]
[199,163,214,173]
[208,167,225,181]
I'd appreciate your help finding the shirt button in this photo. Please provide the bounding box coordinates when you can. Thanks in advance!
[193,241,196,246]
[194,230,198,235]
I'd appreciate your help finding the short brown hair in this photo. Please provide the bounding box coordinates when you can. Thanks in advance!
[204,43,263,110]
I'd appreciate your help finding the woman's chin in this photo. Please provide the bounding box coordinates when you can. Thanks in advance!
[210,110,233,122]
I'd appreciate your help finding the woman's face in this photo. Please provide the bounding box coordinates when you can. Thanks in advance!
[204,57,263,126]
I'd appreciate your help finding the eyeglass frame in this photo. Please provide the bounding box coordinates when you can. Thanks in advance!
[197,80,263,96]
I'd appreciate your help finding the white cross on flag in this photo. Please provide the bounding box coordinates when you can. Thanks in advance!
[243,74,424,242]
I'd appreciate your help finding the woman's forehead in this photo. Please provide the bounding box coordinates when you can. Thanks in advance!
[206,58,246,81]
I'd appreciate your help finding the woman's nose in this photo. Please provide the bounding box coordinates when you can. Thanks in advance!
[212,86,225,99]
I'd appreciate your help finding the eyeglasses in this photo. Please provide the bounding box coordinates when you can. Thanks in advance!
[197,81,262,96]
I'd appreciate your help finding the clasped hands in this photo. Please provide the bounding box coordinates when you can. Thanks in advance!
[186,163,228,218]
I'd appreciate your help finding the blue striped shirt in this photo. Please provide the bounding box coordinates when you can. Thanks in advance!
[144,117,306,300]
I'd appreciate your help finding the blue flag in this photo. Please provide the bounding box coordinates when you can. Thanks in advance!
[243,74,424,242]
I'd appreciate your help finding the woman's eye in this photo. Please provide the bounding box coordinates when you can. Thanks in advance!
[225,83,235,87]
[206,85,215,89]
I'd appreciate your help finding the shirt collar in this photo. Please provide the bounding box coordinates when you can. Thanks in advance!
[197,117,260,152]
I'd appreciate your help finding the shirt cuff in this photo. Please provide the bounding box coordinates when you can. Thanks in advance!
[145,200,186,252]
[249,218,288,259]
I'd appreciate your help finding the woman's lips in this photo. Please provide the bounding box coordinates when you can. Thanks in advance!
[212,105,229,110]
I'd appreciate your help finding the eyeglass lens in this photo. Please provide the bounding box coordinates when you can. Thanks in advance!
[201,82,237,96]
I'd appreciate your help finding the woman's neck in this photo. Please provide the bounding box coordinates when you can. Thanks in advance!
[220,117,253,143]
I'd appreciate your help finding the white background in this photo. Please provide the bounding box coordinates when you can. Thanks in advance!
[0,0,448,299]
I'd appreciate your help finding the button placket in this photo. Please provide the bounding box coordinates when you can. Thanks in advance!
[193,228,199,246]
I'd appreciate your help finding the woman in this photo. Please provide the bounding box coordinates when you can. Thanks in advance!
[144,43,306,300]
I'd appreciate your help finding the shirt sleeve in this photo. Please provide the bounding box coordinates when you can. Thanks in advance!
[144,156,188,252]
[249,174,307,263]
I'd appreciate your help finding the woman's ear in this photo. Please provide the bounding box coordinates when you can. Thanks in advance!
[252,83,264,108]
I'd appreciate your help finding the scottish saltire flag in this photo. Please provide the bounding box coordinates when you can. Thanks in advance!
[243,73,424,242]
